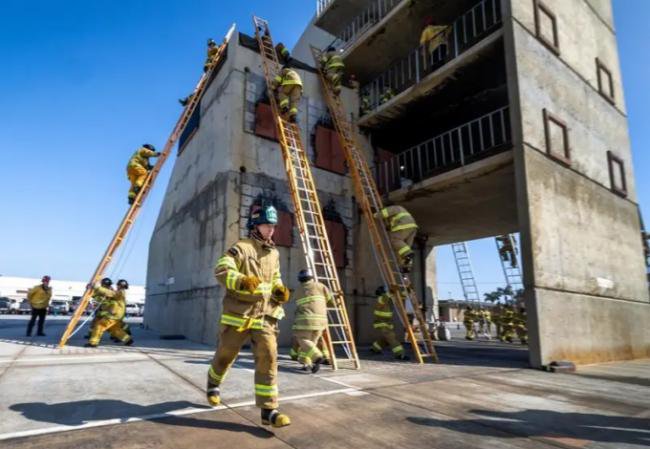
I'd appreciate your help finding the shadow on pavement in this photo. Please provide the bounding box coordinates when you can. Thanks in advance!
[408,409,650,446]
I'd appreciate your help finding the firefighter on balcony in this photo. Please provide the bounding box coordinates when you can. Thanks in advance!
[320,46,345,95]
[127,144,161,205]
[370,286,409,360]
[272,66,303,123]
[204,38,219,72]
[86,278,133,348]
[208,205,291,428]
[420,16,449,60]
[292,269,333,373]
[376,204,418,273]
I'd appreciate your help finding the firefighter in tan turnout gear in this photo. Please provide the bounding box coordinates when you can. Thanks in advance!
[370,286,409,360]
[126,144,161,205]
[85,278,133,348]
[292,269,334,373]
[319,46,345,95]
[377,205,418,273]
[272,66,303,123]
[208,205,291,428]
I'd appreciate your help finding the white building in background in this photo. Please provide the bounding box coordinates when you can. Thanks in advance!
[0,276,146,305]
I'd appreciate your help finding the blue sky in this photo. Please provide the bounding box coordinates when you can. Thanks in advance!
[0,1,648,300]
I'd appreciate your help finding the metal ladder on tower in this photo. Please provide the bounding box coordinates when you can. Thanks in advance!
[58,25,236,349]
[310,46,438,364]
[495,234,523,292]
[253,17,360,370]
[451,242,480,303]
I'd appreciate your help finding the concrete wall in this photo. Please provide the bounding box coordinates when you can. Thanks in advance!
[503,0,650,366]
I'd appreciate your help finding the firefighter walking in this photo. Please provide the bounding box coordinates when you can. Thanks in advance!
[370,286,409,360]
[291,269,333,373]
[320,46,345,95]
[463,305,477,340]
[272,66,303,123]
[208,205,291,428]
[377,205,418,272]
[26,276,52,337]
[126,144,161,205]
[86,278,133,348]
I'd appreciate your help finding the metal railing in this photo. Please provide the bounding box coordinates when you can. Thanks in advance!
[360,0,502,115]
[332,0,403,50]
[317,0,336,17]
[376,106,511,194]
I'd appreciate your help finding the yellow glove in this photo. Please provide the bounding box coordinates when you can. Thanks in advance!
[240,275,261,293]
[272,285,290,304]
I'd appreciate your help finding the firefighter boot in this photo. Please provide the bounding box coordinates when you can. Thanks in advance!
[261,408,291,428]
[206,381,221,407]
[311,357,323,374]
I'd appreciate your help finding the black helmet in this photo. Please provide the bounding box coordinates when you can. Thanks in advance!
[100,278,113,287]
[326,46,336,52]
[207,38,216,46]
[297,269,313,283]
[117,279,129,289]
[375,285,386,296]
[142,143,155,151]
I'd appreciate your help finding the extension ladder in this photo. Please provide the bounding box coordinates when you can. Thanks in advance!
[495,234,523,292]
[253,17,360,370]
[311,46,437,364]
[58,25,236,348]
[452,242,481,303]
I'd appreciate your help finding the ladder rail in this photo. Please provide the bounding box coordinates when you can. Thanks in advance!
[310,46,437,363]
[495,234,523,293]
[58,25,236,349]
[253,17,360,370]
[451,242,480,303]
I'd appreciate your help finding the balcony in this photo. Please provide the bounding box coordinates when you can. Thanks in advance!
[358,0,503,126]
[314,0,374,37]
[376,106,511,194]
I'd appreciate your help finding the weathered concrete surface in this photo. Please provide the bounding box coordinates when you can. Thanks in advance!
[1,317,649,449]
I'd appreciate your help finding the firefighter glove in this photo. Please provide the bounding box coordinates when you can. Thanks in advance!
[240,275,261,293]
[272,285,290,304]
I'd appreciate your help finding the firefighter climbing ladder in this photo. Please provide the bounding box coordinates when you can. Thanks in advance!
[57,25,236,349]
[253,17,360,370]
[495,234,523,292]
[311,46,437,364]
[451,243,481,303]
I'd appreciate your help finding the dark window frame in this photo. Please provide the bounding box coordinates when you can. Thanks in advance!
[607,151,627,197]
[596,58,615,104]
[543,109,571,166]
[534,0,560,55]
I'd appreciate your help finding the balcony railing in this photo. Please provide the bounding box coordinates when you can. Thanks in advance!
[332,0,404,51]
[360,0,502,115]
[317,0,336,17]
[376,106,511,194]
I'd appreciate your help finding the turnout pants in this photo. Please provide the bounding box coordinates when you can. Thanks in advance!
[464,320,475,340]
[372,326,404,356]
[390,228,417,263]
[325,67,343,92]
[208,320,279,409]
[127,165,148,201]
[89,318,132,345]
[27,308,47,335]
[277,85,302,119]
[293,329,323,365]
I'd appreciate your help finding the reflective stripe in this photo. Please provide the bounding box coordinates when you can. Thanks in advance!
[373,322,394,329]
[269,307,285,320]
[381,208,389,218]
[220,314,263,330]
[274,75,282,83]
[305,346,319,359]
[392,345,404,354]
[279,98,289,107]
[374,310,393,318]
[217,256,238,271]
[391,223,418,232]
[226,271,243,290]
[390,212,412,228]
[296,295,325,306]
[326,55,344,69]
[372,341,383,351]
[208,366,225,384]
[398,245,412,256]
[255,384,278,397]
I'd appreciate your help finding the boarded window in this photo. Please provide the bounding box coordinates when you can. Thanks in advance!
[607,151,627,197]
[178,105,200,155]
[274,210,294,247]
[325,220,347,268]
[314,125,346,175]
[255,102,279,141]
[534,0,560,55]
[596,58,615,104]
[543,109,571,165]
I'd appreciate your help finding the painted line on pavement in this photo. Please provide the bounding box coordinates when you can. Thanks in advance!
[0,387,356,441]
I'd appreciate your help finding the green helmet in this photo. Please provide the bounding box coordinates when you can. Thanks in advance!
[248,205,278,229]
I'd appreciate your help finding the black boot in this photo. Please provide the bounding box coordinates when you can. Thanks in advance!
[311,357,323,374]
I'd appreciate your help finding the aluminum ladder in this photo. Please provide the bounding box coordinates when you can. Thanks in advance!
[495,234,523,292]
[451,242,480,303]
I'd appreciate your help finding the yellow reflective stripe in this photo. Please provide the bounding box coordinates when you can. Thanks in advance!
[305,346,319,359]
[398,245,412,256]
[392,223,418,232]
[390,212,411,228]
[226,271,243,290]
[392,345,404,354]
[373,322,394,329]
[381,208,389,218]
[372,341,383,351]
[217,256,238,271]
[220,314,263,330]
[374,310,393,318]
[208,366,225,384]
[274,75,282,83]
[255,384,278,397]
[270,307,285,320]
[296,295,325,306]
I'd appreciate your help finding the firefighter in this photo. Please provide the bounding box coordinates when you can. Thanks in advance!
[463,305,477,340]
[85,278,133,348]
[290,334,331,365]
[320,46,345,95]
[275,42,291,65]
[204,38,219,72]
[497,235,517,267]
[492,303,503,339]
[376,204,418,272]
[360,93,371,116]
[379,87,394,104]
[271,66,303,123]
[500,304,516,343]
[178,93,194,107]
[477,307,487,336]
[420,16,449,58]
[26,276,52,337]
[292,269,333,373]
[484,307,493,336]
[126,144,161,205]
[514,306,528,345]
[642,231,649,266]
[208,205,291,428]
[370,286,409,360]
